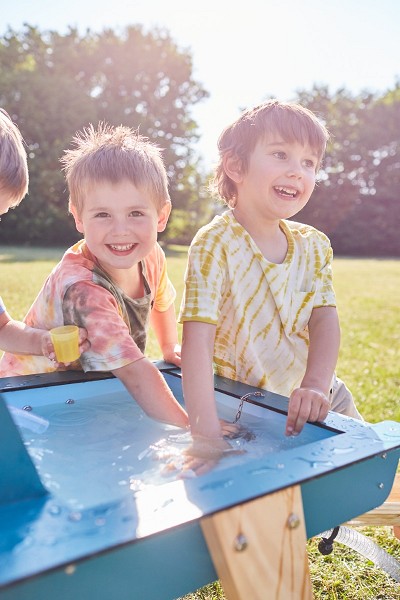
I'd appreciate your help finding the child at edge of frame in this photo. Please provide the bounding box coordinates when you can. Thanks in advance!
[179,99,363,475]
[0,107,88,361]
[0,122,189,429]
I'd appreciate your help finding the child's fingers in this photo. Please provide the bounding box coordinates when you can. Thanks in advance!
[286,388,329,436]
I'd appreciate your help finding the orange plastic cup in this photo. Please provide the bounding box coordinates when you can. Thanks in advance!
[50,325,80,363]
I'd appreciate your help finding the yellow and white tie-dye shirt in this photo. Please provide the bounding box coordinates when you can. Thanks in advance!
[179,211,336,397]
[0,240,175,377]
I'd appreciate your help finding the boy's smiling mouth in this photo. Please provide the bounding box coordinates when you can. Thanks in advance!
[274,186,299,198]
[107,243,136,254]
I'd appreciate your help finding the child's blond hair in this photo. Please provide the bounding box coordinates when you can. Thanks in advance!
[0,108,29,205]
[61,123,171,217]
[212,99,330,206]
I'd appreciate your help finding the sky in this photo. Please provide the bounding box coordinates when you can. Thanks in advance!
[2,0,400,166]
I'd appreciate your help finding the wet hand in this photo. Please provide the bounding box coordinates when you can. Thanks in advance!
[285,387,330,436]
[219,419,256,441]
[180,435,245,477]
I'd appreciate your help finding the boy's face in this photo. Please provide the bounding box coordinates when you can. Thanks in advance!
[70,179,170,277]
[229,136,318,222]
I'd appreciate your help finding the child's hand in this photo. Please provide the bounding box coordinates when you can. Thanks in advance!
[41,327,90,365]
[219,419,255,441]
[181,434,245,477]
[285,387,330,436]
[162,343,181,367]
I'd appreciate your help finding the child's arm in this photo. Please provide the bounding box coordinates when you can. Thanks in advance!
[181,321,233,471]
[150,304,181,366]
[285,306,340,436]
[112,357,189,428]
[0,311,89,360]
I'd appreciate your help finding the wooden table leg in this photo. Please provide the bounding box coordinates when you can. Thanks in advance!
[201,485,312,600]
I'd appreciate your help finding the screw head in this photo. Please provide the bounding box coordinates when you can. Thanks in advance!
[287,513,301,529]
[234,533,248,551]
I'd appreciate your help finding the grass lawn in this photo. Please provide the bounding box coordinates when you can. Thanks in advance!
[1,245,400,599]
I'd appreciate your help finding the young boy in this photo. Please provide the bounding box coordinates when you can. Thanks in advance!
[0,108,87,360]
[0,123,188,429]
[179,99,362,471]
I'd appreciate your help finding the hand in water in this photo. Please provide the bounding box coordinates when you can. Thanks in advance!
[149,421,255,478]
[178,421,255,477]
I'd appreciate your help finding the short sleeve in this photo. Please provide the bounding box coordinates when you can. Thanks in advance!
[0,296,6,315]
[63,281,144,372]
[153,255,176,312]
[179,242,225,325]
[313,236,336,307]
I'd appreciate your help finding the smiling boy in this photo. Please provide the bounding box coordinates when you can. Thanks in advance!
[0,123,188,429]
[179,100,361,472]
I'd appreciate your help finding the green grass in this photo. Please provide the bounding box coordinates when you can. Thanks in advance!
[1,246,400,599]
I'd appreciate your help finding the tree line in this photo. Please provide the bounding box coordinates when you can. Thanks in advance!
[0,25,399,256]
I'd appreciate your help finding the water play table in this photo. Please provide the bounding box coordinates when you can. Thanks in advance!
[1,364,399,599]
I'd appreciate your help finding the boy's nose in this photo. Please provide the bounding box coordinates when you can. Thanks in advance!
[112,218,131,233]
[286,161,303,178]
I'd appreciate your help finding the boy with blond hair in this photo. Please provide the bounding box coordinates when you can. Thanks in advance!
[180,100,361,472]
[0,123,188,428]
[0,108,87,360]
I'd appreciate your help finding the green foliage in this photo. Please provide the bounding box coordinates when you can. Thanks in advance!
[1,27,400,254]
[295,84,400,256]
[0,25,209,245]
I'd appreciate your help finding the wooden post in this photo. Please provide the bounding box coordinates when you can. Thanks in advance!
[201,485,312,600]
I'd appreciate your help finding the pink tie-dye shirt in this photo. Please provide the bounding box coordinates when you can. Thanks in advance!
[0,240,176,376]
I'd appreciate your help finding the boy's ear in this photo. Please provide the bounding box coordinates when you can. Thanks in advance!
[223,153,244,183]
[70,204,84,234]
[157,202,171,233]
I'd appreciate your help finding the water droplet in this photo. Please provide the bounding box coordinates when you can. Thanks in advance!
[200,479,234,491]
[331,446,355,455]
[48,504,62,516]
[68,511,82,522]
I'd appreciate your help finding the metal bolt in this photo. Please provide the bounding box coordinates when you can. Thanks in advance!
[378,482,384,489]
[234,533,248,551]
[287,513,301,529]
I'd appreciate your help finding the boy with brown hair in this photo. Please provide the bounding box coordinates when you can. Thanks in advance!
[180,100,361,472]
[0,122,188,428]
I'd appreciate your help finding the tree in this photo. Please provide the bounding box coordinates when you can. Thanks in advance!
[294,84,400,256]
[0,25,209,245]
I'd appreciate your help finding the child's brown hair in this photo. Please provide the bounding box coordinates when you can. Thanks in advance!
[0,109,29,205]
[212,99,329,205]
[61,123,171,217]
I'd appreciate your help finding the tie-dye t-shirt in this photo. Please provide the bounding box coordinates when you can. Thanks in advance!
[0,240,176,376]
[179,211,336,398]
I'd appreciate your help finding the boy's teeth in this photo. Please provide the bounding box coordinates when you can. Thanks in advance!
[110,244,134,251]
[275,186,297,197]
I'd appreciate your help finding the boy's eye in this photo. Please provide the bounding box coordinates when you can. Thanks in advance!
[129,210,143,217]
[304,159,316,169]
[273,151,287,160]
[95,212,110,218]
